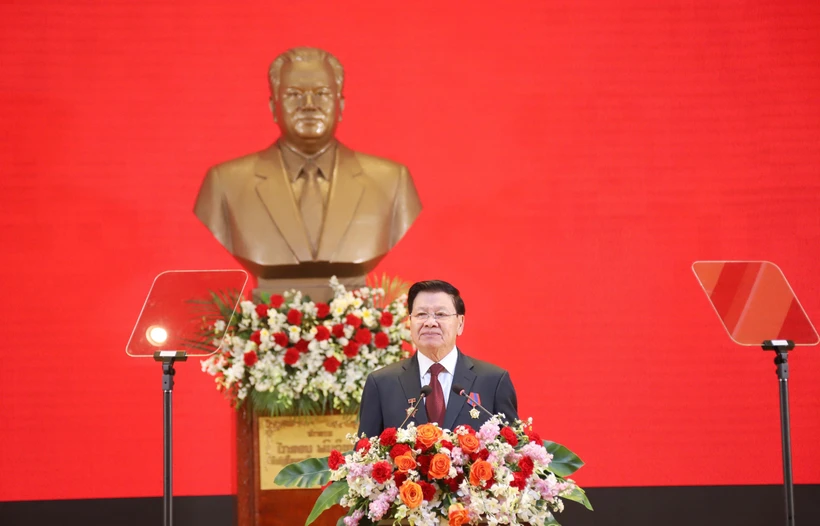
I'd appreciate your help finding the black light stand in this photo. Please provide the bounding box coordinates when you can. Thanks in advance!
[762,339,796,526]
[154,351,188,526]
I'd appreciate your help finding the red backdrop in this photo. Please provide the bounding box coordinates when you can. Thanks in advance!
[2,0,819,501]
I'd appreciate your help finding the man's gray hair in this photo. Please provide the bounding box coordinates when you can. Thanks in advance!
[268,47,345,97]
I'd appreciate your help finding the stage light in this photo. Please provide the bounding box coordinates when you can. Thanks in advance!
[146,325,169,346]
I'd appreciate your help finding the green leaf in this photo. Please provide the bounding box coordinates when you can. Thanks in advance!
[562,484,593,511]
[274,457,332,488]
[305,480,349,526]
[543,440,584,477]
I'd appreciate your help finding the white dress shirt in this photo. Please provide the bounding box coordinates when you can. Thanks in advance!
[417,346,458,408]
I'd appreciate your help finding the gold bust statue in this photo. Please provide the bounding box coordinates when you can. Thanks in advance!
[194,47,422,299]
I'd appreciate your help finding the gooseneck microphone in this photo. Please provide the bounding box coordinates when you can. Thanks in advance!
[399,385,433,429]
[451,384,496,420]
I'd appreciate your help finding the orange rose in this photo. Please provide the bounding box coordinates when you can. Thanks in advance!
[457,433,480,454]
[428,453,451,479]
[415,424,443,449]
[394,453,417,472]
[469,459,494,487]
[399,480,423,508]
[448,503,470,526]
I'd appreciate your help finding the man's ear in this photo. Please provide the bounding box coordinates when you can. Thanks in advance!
[269,98,277,122]
[338,96,345,121]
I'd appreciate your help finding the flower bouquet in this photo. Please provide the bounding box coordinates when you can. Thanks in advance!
[200,276,413,415]
[275,415,591,526]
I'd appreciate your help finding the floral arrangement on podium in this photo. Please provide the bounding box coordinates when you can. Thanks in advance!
[275,415,591,526]
[200,276,412,415]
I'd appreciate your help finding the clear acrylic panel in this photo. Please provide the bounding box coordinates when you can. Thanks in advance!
[125,269,249,357]
[692,260,818,346]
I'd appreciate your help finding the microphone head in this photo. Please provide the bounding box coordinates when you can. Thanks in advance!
[420,385,433,396]
[451,384,464,396]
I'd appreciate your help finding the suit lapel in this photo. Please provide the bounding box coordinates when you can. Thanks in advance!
[444,350,477,430]
[254,145,313,261]
[399,354,427,425]
[316,145,364,261]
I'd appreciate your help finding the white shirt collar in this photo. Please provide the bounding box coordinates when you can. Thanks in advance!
[417,345,458,376]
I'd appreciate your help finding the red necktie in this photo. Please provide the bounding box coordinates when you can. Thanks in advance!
[426,363,446,426]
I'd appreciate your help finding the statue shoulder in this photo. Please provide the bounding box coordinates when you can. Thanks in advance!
[207,146,275,178]
[344,147,409,177]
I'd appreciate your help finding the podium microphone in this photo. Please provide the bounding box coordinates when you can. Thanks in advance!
[399,385,433,429]
[452,384,495,420]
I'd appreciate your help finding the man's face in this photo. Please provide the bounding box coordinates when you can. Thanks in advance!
[272,60,341,149]
[409,291,465,358]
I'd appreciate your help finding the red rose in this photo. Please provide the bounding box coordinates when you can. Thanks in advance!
[323,356,341,373]
[443,476,461,492]
[379,428,398,447]
[345,314,361,328]
[500,427,519,447]
[380,311,393,326]
[355,328,372,345]
[331,324,345,338]
[416,455,432,476]
[328,449,346,470]
[393,471,407,488]
[273,332,289,347]
[283,348,300,365]
[518,456,534,478]
[287,309,302,325]
[249,330,262,345]
[269,294,285,308]
[295,339,309,352]
[343,341,360,358]
[389,444,412,459]
[374,332,390,349]
[315,302,330,319]
[355,438,371,453]
[315,325,331,341]
[470,449,490,462]
[243,351,258,366]
[419,481,436,502]
[371,461,392,484]
[255,304,269,318]
[439,440,454,450]
[511,471,527,490]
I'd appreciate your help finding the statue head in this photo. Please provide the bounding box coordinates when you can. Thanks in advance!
[268,47,345,155]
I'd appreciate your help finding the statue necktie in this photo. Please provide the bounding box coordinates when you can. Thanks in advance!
[426,363,446,426]
[299,163,323,255]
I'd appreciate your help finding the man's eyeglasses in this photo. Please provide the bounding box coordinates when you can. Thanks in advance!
[410,312,460,322]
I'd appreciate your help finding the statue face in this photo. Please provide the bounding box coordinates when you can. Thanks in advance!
[272,60,341,152]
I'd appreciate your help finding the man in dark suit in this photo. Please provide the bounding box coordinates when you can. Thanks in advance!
[357,280,518,437]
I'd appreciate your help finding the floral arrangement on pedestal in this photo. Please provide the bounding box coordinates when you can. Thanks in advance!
[275,415,591,526]
[200,276,412,415]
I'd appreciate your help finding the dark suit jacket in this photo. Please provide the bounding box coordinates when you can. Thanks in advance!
[357,350,519,437]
